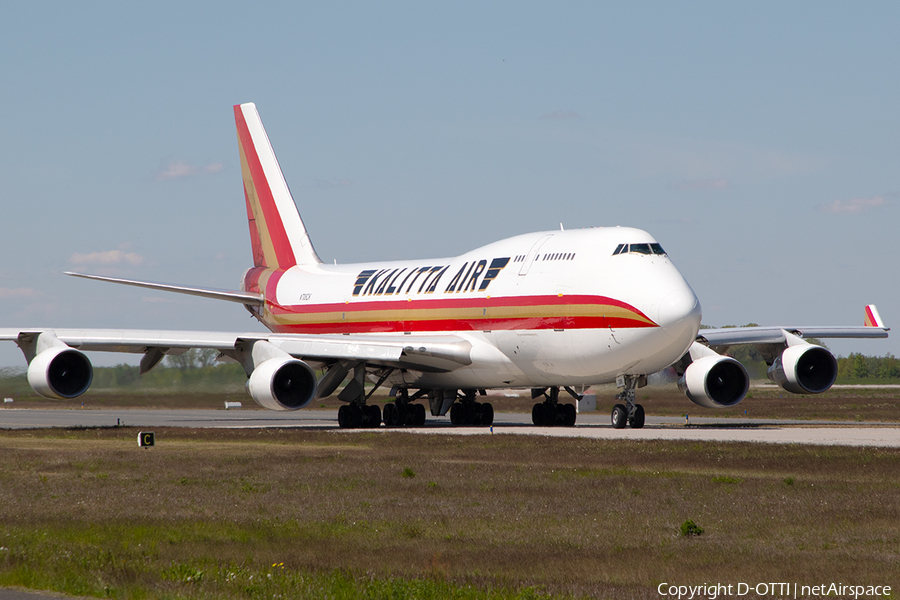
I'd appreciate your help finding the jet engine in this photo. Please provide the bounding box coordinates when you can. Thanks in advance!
[678,354,750,409]
[767,343,837,394]
[246,356,318,411]
[27,346,94,399]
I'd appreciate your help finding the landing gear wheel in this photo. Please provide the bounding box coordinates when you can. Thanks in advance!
[544,403,558,426]
[611,404,628,429]
[629,404,645,429]
[367,404,381,428]
[481,402,494,426]
[338,404,363,428]
[450,403,462,425]
[383,403,395,426]
[413,403,427,426]
[562,403,577,427]
[532,403,545,426]
[396,403,409,426]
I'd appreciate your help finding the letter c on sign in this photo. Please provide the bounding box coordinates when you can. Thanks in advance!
[138,431,155,447]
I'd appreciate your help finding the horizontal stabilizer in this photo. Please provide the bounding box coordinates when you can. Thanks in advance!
[65,272,264,306]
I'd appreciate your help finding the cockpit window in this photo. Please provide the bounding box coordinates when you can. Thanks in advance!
[612,242,667,256]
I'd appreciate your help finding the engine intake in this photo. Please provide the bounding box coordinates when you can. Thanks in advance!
[247,357,317,411]
[27,346,94,399]
[678,355,749,408]
[767,344,837,394]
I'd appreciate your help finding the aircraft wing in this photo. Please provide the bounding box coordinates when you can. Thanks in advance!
[0,328,473,374]
[694,304,888,360]
[698,324,889,347]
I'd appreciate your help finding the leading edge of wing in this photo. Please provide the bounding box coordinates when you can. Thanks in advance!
[64,272,265,306]
[0,328,472,372]
[698,325,889,347]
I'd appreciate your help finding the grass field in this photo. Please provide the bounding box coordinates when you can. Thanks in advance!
[0,427,897,599]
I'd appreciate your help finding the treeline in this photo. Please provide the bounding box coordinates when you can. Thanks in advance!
[89,362,247,391]
[0,349,248,396]
[88,348,247,390]
[1,349,898,397]
[0,363,247,395]
[721,348,900,381]
[836,353,900,380]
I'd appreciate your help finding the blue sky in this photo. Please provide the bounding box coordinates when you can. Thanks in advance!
[1,2,897,366]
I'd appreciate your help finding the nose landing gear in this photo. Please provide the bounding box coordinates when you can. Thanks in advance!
[611,375,646,429]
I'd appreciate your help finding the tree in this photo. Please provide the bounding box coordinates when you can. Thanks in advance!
[851,353,869,379]
[164,348,219,371]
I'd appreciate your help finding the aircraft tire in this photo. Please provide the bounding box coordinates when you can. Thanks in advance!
[611,404,628,429]
[383,403,395,426]
[563,403,576,427]
[471,402,483,425]
[348,404,363,428]
[394,403,408,426]
[413,403,426,426]
[481,402,494,426]
[367,404,381,428]
[450,403,462,425]
[630,404,645,429]
[338,405,348,428]
[532,403,544,426]
[545,404,559,426]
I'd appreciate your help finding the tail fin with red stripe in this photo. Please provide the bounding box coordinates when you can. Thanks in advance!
[234,103,321,269]
[864,304,886,329]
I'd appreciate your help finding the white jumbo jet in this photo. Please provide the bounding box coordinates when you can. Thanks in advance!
[0,103,890,429]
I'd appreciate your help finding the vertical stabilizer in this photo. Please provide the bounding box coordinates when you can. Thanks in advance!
[864,305,886,328]
[234,103,322,268]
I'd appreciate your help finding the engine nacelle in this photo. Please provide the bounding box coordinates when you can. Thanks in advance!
[678,355,749,408]
[27,346,94,399]
[246,357,318,411]
[767,344,837,394]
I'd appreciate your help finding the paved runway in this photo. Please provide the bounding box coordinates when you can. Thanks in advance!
[1,407,899,447]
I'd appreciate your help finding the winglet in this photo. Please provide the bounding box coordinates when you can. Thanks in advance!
[864,305,887,329]
[234,102,322,268]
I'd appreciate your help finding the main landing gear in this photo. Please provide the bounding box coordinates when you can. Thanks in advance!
[611,375,645,429]
[531,387,578,427]
[383,388,427,427]
[337,403,382,429]
[336,364,390,429]
[449,389,494,426]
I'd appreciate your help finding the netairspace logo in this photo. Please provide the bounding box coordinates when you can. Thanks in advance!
[657,582,893,599]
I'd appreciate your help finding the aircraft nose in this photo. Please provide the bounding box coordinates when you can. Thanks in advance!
[657,285,702,340]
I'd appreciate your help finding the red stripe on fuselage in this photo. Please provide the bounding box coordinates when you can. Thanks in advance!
[267,294,647,315]
[267,316,656,334]
[260,293,657,334]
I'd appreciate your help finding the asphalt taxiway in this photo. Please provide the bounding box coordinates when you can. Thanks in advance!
[1,407,899,447]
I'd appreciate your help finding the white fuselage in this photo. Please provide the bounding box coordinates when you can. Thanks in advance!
[249,226,702,390]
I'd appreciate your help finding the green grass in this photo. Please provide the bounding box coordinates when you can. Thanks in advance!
[0,428,898,599]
